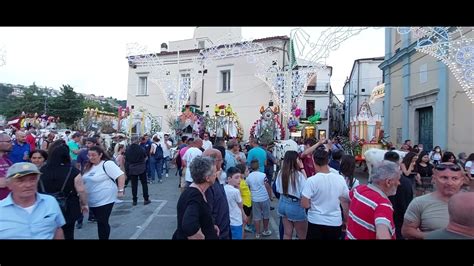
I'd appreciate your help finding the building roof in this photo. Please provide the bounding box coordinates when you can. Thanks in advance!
[347,56,385,83]
[127,36,290,58]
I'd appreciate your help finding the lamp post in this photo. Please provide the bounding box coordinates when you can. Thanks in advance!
[198,67,208,112]
[43,93,48,114]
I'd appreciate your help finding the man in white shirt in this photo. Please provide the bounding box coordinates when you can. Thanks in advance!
[301,149,350,240]
[202,132,213,151]
[162,134,173,178]
[182,138,203,188]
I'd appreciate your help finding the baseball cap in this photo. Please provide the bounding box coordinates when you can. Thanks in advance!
[6,162,41,179]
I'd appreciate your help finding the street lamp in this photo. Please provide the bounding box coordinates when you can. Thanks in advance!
[43,92,49,114]
[198,67,208,111]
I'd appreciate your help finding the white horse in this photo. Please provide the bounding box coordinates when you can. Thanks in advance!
[273,139,299,160]
[364,148,407,180]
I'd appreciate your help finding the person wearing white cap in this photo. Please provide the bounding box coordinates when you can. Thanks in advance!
[0,162,65,239]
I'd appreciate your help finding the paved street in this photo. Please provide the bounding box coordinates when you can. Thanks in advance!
[75,164,369,240]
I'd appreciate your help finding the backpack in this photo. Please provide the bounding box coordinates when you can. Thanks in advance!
[39,167,73,213]
[152,143,164,160]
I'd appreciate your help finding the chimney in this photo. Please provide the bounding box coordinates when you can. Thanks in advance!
[161,43,168,53]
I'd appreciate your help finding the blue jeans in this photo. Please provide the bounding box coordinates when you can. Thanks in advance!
[153,158,164,181]
[279,217,283,240]
[163,156,170,174]
[146,158,153,180]
[230,225,243,240]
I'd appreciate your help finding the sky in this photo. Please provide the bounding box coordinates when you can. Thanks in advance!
[0,27,385,101]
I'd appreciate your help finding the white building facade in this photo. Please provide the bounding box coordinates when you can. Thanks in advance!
[299,66,333,139]
[343,57,384,132]
[126,27,290,141]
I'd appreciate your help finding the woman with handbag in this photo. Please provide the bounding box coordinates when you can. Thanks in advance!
[82,146,125,240]
[39,143,88,240]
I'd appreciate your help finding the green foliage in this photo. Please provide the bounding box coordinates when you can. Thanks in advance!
[0,83,123,128]
[49,85,84,127]
[116,100,126,108]
[0,83,50,119]
[339,136,361,156]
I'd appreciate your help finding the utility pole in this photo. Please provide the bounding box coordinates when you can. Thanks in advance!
[356,61,360,116]
[199,66,207,112]
[43,96,47,114]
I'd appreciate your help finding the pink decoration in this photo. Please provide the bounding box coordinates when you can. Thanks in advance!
[294,108,301,117]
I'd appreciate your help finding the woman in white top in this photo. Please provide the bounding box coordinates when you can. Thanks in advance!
[114,144,126,172]
[339,155,359,191]
[82,146,125,239]
[275,150,307,239]
[464,153,474,177]
[429,146,443,165]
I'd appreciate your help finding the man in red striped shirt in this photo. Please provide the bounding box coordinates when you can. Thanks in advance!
[346,160,401,239]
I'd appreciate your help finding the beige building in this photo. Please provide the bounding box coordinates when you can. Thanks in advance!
[379,27,473,154]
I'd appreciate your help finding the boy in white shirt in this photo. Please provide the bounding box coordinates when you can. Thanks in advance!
[246,159,272,238]
[224,167,247,240]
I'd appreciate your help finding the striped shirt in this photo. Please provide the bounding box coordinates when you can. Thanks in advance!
[346,184,396,240]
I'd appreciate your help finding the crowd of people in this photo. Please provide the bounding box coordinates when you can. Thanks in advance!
[0,126,473,240]
[173,135,474,240]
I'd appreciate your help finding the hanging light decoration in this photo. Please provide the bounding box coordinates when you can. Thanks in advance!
[397,27,474,103]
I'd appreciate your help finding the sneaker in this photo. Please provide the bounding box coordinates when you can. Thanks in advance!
[144,200,151,205]
[76,223,83,229]
[255,234,261,239]
[244,224,254,233]
[262,230,272,236]
[166,173,169,178]
[115,199,123,203]
[159,179,163,183]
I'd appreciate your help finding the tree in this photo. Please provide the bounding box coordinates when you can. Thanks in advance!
[1,83,46,119]
[49,85,84,126]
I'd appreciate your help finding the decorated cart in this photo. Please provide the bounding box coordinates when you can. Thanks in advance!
[171,105,205,139]
[7,112,59,130]
[348,101,384,161]
[250,105,285,145]
[203,104,244,141]
[117,106,160,137]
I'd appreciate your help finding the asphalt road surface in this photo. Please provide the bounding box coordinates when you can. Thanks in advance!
[75,164,369,239]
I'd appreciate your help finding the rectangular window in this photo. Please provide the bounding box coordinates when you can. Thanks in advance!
[137,76,147,95]
[306,100,315,117]
[318,130,326,139]
[420,64,427,84]
[198,41,205,49]
[180,72,191,90]
[221,70,231,92]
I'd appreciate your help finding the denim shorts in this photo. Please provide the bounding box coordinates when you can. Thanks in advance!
[230,225,243,240]
[278,195,307,222]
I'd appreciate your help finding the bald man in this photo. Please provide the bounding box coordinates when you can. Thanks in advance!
[202,148,231,239]
[8,131,30,164]
[426,192,474,239]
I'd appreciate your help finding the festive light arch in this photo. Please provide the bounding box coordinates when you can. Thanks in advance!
[255,27,371,118]
[126,43,202,117]
[127,26,473,132]
[397,27,474,103]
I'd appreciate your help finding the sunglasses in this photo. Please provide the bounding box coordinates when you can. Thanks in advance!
[435,163,461,172]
